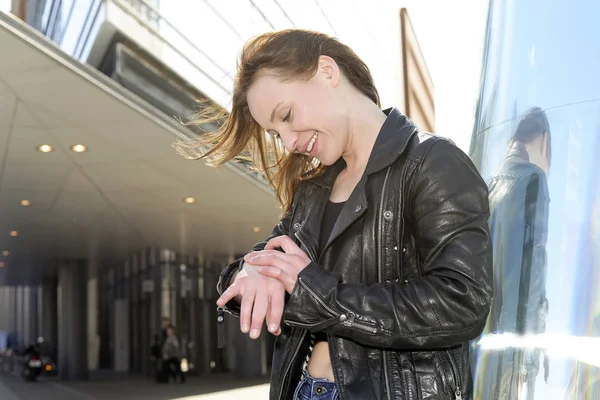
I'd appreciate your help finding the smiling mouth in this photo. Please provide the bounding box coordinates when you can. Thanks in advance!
[306,131,318,154]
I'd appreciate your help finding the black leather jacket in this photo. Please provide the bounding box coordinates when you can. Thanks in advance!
[218,109,493,399]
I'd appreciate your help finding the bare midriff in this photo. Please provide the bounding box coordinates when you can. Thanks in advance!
[306,341,335,381]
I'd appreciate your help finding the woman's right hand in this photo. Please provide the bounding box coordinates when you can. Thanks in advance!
[217,262,285,339]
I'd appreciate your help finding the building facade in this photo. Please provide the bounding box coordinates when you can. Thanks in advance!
[0,0,435,381]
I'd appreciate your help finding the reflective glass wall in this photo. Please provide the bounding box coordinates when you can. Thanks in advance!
[470,0,600,399]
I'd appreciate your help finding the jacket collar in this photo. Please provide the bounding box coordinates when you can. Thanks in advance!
[504,140,530,163]
[306,108,418,187]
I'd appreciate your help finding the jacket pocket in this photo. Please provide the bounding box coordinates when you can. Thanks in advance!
[411,351,449,400]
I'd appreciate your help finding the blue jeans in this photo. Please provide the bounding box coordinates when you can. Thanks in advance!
[293,372,339,400]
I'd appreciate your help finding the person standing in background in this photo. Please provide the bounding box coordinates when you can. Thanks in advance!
[162,326,185,384]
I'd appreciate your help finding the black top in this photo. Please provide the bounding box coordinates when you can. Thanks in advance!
[315,200,345,343]
[319,200,346,252]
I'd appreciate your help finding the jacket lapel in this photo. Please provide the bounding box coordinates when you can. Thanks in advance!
[321,175,368,257]
[299,108,418,259]
[295,184,328,262]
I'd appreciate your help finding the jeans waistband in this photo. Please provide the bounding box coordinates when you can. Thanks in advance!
[293,371,338,400]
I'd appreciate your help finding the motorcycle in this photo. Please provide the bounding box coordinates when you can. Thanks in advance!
[20,338,46,382]
[21,353,42,382]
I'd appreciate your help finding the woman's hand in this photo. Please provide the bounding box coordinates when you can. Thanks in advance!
[216,262,285,339]
[244,236,312,294]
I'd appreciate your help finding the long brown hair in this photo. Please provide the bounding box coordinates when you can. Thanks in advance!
[175,29,380,212]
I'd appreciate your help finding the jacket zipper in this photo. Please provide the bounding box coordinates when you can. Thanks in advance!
[300,277,379,334]
[277,329,307,400]
[345,317,378,334]
[402,369,415,400]
[299,277,341,314]
[282,320,315,329]
[379,167,393,400]
[285,277,379,336]
[446,349,462,400]
[284,317,378,335]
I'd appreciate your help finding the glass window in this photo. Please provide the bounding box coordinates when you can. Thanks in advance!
[470,0,600,398]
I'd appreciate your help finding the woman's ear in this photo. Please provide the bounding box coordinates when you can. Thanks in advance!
[318,55,340,87]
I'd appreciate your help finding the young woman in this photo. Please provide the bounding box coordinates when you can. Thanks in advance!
[180,29,492,400]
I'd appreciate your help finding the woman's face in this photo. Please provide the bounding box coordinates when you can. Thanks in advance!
[246,57,348,166]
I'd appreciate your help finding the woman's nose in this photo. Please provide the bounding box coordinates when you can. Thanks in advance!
[280,131,299,153]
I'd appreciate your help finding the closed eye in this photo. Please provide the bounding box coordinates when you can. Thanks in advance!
[283,110,291,123]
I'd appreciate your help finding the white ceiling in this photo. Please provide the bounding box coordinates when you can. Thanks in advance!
[0,15,281,277]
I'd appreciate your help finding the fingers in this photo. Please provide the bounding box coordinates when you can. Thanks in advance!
[239,285,255,334]
[245,251,290,270]
[267,285,285,335]
[265,235,303,255]
[216,271,287,339]
[257,266,296,294]
[250,289,268,339]
[216,283,241,308]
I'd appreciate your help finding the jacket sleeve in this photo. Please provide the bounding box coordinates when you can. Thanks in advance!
[216,207,293,317]
[283,140,493,349]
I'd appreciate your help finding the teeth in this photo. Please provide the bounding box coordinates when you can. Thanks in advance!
[307,132,318,153]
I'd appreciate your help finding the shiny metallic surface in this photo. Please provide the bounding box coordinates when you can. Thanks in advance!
[470,0,600,398]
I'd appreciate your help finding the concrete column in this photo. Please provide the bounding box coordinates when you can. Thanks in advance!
[23,286,38,345]
[0,286,9,332]
[15,286,23,346]
[9,287,17,346]
[22,288,30,344]
[87,257,99,370]
[58,260,88,381]
[40,280,58,360]
[150,248,162,335]
[113,299,129,372]
[0,287,4,332]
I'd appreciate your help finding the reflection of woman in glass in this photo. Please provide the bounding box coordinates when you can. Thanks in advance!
[474,107,551,399]
[180,29,493,400]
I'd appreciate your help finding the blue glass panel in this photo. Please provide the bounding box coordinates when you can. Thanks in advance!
[471,0,600,398]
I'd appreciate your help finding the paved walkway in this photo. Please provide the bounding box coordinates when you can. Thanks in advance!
[0,370,270,400]
[0,379,20,400]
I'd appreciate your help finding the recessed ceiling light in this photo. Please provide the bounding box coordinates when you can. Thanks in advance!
[37,144,53,153]
[71,144,87,153]
[252,226,261,233]
[183,197,196,204]
[9,231,18,237]
[1,250,8,256]
[0,261,4,268]
[20,200,31,207]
